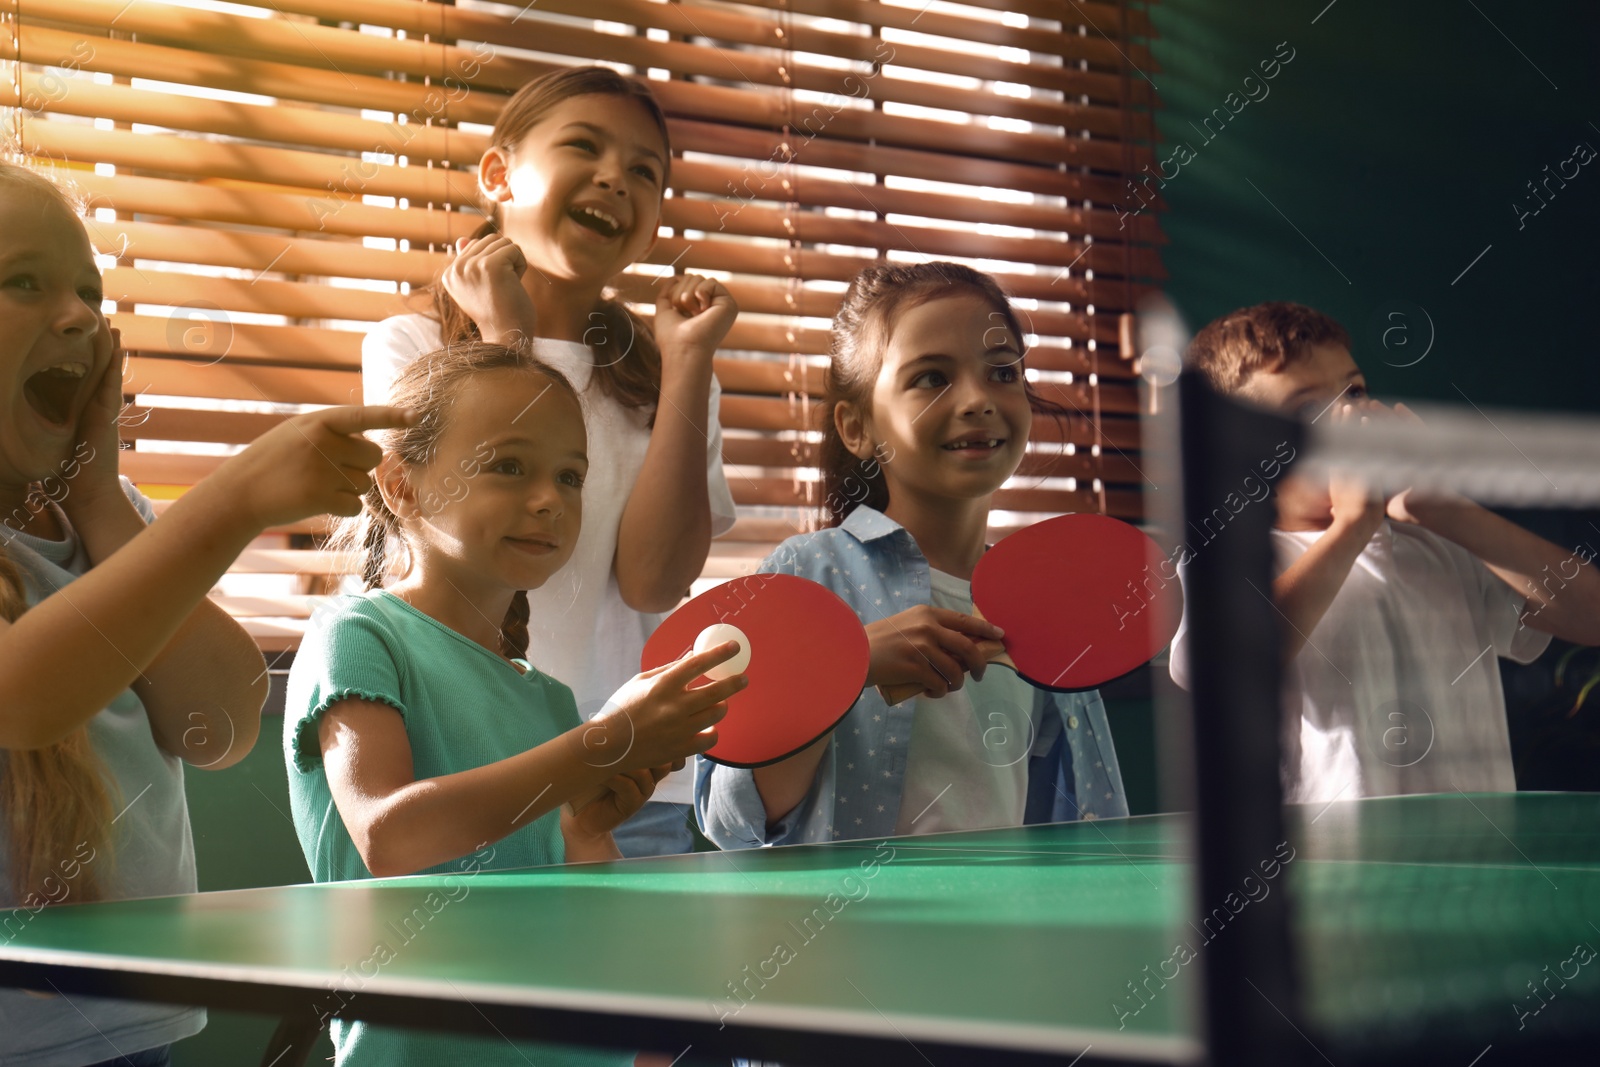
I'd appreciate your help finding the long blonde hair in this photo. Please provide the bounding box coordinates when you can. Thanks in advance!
[1,160,115,905]
[331,342,580,660]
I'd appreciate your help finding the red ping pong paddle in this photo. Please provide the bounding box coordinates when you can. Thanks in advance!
[643,573,871,768]
[878,513,1183,704]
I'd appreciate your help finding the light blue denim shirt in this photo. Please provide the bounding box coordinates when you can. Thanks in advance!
[695,506,1128,849]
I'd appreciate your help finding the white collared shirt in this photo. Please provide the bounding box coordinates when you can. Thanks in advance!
[1171,521,1550,803]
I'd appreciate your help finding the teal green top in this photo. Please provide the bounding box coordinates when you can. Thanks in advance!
[284,590,630,1067]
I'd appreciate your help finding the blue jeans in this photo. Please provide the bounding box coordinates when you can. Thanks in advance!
[611,801,698,857]
[84,1045,172,1067]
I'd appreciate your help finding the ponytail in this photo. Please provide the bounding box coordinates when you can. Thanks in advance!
[582,297,661,424]
[360,506,391,591]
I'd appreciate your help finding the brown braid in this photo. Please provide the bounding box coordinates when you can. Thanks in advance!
[360,514,388,591]
[498,590,532,661]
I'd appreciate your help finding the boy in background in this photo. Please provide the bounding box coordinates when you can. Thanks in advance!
[1171,302,1600,803]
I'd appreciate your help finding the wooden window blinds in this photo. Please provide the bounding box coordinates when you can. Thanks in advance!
[3,0,1164,650]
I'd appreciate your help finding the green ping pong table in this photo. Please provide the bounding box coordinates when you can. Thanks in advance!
[2,792,1598,1066]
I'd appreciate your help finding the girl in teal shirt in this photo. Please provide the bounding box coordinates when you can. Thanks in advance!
[285,342,743,1067]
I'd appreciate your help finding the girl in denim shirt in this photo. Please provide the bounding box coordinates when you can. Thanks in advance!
[697,262,1127,849]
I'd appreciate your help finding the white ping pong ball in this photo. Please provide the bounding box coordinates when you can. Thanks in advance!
[695,623,751,680]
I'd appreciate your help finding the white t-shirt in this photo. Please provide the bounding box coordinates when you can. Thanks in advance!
[894,567,1046,836]
[0,481,205,1067]
[1170,521,1551,804]
[362,314,737,804]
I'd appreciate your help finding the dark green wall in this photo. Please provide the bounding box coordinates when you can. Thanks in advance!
[1148,0,1600,411]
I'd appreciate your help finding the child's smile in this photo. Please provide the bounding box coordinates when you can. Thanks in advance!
[504,534,560,556]
[24,362,93,428]
[566,202,626,241]
[939,435,1009,459]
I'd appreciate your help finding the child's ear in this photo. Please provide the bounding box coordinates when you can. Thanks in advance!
[479,147,514,205]
[375,454,417,521]
[833,400,876,461]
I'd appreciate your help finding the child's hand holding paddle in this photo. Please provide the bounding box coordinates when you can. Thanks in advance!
[641,574,870,767]
[562,762,679,854]
[866,606,1005,700]
[581,644,743,771]
[878,514,1183,706]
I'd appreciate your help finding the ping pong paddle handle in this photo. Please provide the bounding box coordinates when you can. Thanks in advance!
[875,640,1012,706]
